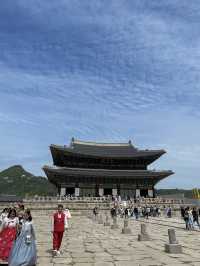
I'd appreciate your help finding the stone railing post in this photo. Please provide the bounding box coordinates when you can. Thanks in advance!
[138,223,150,241]
[165,229,182,253]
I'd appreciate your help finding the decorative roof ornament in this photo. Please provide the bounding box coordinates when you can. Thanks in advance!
[70,137,75,147]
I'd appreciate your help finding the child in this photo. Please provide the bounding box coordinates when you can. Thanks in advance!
[52,204,67,256]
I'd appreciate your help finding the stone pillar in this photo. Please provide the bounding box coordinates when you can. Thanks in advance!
[122,218,132,234]
[75,187,80,197]
[112,188,118,196]
[148,189,153,198]
[60,187,66,196]
[99,188,104,197]
[165,229,182,253]
[138,223,150,241]
[136,189,140,197]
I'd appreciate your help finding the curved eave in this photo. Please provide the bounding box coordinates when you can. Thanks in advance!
[50,144,166,164]
[43,165,173,180]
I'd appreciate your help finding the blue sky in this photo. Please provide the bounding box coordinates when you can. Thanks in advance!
[0,0,200,188]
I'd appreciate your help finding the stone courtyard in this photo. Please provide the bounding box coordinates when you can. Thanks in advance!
[35,211,200,266]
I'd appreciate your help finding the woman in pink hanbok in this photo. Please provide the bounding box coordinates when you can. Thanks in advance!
[0,208,19,262]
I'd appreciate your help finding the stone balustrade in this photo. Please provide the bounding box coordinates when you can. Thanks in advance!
[22,196,185,205]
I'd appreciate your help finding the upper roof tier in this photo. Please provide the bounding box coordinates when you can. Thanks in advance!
[50,138,166,167]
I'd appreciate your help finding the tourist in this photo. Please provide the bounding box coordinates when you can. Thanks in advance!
[0,208,19,262]
[118,195,121,202]
[133,207,139,220]
[17,204,25,224]
[110,207,117,218]
[192,207,200,228]
[167,206,172,218]
[138,206,142,218]
[157,207,161,217]
[146,206,150,219]
[180,206,185,219]
[64,208,72,230]
[124,208,129,219]
[52,204,67,256]
[0,208,9,225]
[119,207,124,218]
[184,207,190,230]
[188,208,194,230]
[93,207,99,220]
[8,209,37,266]
[150,206,154,216]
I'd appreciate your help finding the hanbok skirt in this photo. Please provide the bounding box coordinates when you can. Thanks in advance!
[0,227,16,261]
[8,231,37,266]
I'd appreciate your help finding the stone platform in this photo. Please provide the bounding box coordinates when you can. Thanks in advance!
[34,211,200,266]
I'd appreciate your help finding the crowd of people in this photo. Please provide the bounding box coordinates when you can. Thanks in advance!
[0,204,36,265]
[181,206,200,230]
[109,205,172,220]
[0,204,71,265]
[1,201,200,264]
[107,204,200,231]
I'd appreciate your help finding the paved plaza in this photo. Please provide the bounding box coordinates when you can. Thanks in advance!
[35,211,200,266]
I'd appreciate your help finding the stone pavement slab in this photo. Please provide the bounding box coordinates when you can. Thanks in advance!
[33,211,200,266]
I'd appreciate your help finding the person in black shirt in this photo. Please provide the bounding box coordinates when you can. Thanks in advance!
[184,207,190,230]
[124,208,129,219]
[134,207,139,220]
[180,206,185,219]
[93,207,99,219]
[110,207,117,218]
[192,207,200,228]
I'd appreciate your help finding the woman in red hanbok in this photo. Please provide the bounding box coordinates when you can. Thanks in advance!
[0,208,19,262]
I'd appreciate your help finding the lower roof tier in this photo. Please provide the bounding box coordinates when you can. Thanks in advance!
[43,165,174,185]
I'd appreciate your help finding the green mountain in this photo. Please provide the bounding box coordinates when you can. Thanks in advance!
[0,165,57,197]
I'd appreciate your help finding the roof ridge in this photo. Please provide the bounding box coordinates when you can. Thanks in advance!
[71,138,132,147]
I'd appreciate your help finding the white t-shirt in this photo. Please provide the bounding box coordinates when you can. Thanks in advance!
[3,217,19,228]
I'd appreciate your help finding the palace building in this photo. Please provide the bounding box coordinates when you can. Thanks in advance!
[43,138,173,198]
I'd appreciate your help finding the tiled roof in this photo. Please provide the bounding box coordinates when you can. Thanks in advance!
[50,140,165,158]
[43,165,174,179]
